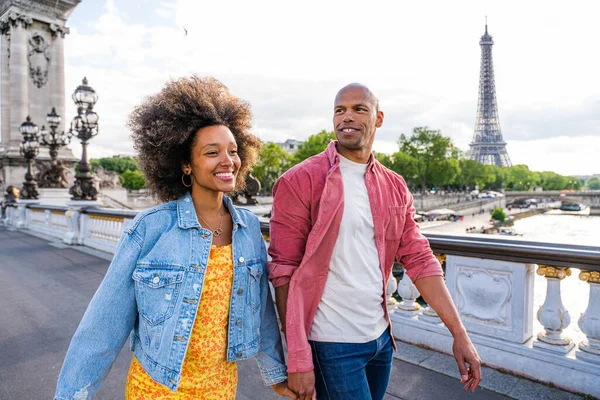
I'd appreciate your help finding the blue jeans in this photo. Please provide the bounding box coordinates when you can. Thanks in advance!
[310,329,393,400]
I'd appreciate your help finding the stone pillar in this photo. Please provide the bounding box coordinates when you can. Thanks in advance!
[533,265,575,353]
[386,275,398,312]
[9,15,31,147]
[577,270,600,364]
[63,200,99,245]
[48,25,67,135]
[15,198,39,228]
[1,21,10,146]
[396,273,421,317]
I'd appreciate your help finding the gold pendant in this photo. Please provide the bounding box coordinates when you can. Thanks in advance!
[213,228,223,237]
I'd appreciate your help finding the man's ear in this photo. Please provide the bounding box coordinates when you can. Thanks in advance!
[376,111,384,128]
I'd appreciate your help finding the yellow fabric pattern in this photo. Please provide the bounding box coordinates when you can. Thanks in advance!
[125,244,237,399]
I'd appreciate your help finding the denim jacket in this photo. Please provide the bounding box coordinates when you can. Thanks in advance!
[55,193,287,399]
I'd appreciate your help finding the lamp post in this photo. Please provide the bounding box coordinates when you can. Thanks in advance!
[19,116,40,199]
[69,77,100,200]
[40,107,72,188]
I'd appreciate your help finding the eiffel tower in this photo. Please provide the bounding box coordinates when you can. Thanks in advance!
[468,22,512,167]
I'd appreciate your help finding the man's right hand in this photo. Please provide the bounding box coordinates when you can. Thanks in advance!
[288,371,316,400]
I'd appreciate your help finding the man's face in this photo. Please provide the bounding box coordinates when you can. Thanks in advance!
[333,86,383,154]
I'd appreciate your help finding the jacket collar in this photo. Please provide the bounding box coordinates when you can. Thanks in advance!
[325,140,377,172]
[176,191,247,230]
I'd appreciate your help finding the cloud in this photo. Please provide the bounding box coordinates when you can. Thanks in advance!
[52,0,599,176]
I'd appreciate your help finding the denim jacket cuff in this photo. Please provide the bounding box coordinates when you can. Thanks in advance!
[260,364,288,386]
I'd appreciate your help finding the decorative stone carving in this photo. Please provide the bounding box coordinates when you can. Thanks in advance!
[39,160,69,188]
[446,256,535,344]
[576,270,600,364]
[27,32,50,88]
[95,166,121,189]
[534,265,574,353]
[48,23,70,38]
[0,19,9,35]
[7,12,32,29]
[456,268,512,326]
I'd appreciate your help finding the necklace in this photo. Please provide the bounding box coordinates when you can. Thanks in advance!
[198,210,224,237]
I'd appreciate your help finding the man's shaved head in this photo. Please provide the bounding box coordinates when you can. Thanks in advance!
[335,83,379,112]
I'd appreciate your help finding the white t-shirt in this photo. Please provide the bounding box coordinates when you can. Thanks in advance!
[308,153,389,343]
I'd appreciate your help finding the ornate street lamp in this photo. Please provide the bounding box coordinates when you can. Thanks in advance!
[69,77,100,200]
[19,116,40,199]
[39,107,72,188]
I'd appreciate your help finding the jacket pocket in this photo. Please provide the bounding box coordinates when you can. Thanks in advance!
[133,268,184,326]
[385,205,407,241]
[246,263,263,313]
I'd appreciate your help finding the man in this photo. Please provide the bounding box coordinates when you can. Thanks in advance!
[267,83,481,400]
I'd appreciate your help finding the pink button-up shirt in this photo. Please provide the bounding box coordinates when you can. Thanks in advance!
[267,141,443,373]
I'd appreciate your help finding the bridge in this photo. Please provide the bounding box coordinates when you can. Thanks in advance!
[2,202,599,399]
[505,191,600,209]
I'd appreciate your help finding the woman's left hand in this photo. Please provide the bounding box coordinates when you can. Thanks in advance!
[272,380,299,399]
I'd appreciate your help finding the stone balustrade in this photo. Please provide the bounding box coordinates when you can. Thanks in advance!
[2,203,599,397]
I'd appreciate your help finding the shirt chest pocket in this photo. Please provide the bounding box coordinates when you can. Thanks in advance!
[385,205,407,241]
[133,268,184,326]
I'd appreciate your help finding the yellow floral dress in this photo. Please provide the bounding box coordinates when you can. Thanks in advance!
[125,244,237,399]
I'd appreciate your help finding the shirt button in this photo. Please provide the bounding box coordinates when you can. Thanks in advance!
[185,198,190,203]
[152,275,160,284]
[237,288,244,294]
[236,352,242,358]
[185,210,190,214]
[236,319,242,326]
[238,256,245,263]
[199,233,209,238]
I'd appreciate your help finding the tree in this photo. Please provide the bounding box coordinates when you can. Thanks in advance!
[491,207,506,222]
[291,130,335,166]
[398,127,458,192]
[90,156,139,174]
[120,170,145,191]
[456,159,496,190]
[252,142,292,194]
[588,177,600,190]
[504,165,539,191]
[387,151,421,185]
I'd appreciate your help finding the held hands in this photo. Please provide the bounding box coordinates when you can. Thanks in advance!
[287,371,316,400]
[452,331,482,392]
[272,380,299,399]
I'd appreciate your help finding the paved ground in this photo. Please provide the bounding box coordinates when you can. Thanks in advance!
[0,226,582,399]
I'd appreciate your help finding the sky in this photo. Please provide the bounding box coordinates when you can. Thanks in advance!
[21,0,600,175]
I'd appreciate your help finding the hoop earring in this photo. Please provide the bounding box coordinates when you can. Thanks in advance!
[182,173,193,188]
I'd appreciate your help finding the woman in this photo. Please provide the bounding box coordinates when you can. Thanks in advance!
[54,77,294,399]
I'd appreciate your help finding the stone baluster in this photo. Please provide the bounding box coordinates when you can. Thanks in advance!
[533,265,575,353]
[396,272,421,317]
[386,275,398,312]
[576,270,600,364]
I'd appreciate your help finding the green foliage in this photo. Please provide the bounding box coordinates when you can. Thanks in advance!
[373,152,391,167]
[456,159,496,190]
[253,142,293,194]
[120,169,146,190]
[491,207,507,222]
[503,165,539,191]
[588,177,600,190]
[291,130,335,165]
[397,127,458,191]
[387,151,421,184]
[89,156,138,174]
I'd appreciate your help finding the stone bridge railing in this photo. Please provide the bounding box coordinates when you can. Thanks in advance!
[2,202,600,397]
